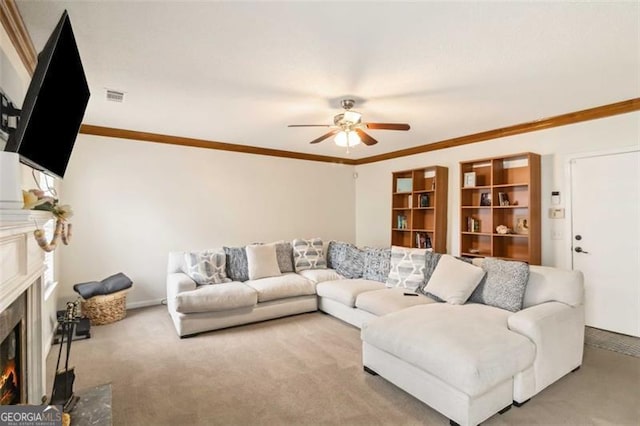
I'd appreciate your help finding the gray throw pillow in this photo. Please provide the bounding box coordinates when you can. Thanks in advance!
[275,242,294,273]
[416,252,472,300]
[362,247,391,282]
[469,257,530,312]
[223,246,249,282]
[334,245,364,279]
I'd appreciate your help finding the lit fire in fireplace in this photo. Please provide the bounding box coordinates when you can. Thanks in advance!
[0,359,19,405]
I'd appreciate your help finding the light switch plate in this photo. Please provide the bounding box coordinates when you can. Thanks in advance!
[549,208,565,219]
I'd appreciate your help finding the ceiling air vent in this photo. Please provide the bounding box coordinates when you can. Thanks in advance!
[105,89,124,103]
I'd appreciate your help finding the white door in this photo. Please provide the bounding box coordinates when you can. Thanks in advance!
[570,149,640,337]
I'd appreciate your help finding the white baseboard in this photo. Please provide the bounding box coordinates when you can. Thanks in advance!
[126,298,164,309]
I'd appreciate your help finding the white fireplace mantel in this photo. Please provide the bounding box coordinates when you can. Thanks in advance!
[1,208,51,403]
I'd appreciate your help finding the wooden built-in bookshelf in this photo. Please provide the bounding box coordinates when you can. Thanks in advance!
[391,166,448,252]
[459,153,541,264]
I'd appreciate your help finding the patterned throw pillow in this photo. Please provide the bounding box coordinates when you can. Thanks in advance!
[292,238,327,272]
[223,246,249,282]
[385,246,428,291]
[469,257,530,312]
[362,247,392,283]
[183,250,232,285]
[326,241,351,269]
[334,245,364,279]
[275,242,294,273]
[416,252,472,300]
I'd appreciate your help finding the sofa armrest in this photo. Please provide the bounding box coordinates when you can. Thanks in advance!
[508,301,585,402]
[167,273,197,311]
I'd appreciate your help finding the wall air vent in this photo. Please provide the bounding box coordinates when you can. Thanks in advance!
[105,89,125,103]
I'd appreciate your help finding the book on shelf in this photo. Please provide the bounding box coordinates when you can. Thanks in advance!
[467,217,480,233]
[419,193,430,207]
[415,232,433,249]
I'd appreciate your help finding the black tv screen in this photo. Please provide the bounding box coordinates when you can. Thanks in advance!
[5,10,90,179]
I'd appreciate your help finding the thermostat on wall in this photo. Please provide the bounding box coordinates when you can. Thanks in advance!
[549,208,565,219]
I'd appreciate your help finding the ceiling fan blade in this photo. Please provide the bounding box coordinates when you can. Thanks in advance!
[365,123,410,131]
[309,129,340,144]
[355,129,378,146]
[288,124,333,127]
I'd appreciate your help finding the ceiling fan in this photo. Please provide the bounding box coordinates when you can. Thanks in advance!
[288,99,410,151]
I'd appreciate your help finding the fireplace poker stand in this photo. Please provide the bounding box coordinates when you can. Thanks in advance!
[50,301,80,412]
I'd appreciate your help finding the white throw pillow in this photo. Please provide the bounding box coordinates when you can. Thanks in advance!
[246,243,282,280]
[423,254,486,304]
[386,246,428,291]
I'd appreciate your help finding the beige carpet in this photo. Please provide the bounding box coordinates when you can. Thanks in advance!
[48,306,640,425]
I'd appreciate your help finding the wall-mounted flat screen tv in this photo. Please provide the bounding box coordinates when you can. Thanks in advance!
[4,10,90,179]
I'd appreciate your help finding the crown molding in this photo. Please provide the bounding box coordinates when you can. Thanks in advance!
[355,98,640,165]
[0,0,36,75]
[79,125,358,165]
[2,6,636,166]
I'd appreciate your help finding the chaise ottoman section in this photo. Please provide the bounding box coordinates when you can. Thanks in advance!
[245,273,316,302]
[361,304,536,426]
[355,288,437,316]
[175,282,257,314]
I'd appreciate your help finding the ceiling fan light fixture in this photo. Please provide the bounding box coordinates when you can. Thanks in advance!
[342,110,362,124]
[334,130,361,147]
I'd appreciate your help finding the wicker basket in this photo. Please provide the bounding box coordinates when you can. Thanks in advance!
[81,289,129,325]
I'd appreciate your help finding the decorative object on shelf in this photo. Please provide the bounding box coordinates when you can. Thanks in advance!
[498,192,510,206]
[419,194,430,207]
[496,225,510,234]
[22,188,73,252]
[397,214,408,229]
[396,178,412,193]
[463,172,476,188]
[469,248,480,254]
[515,216,529,235]
[480,192,491,206]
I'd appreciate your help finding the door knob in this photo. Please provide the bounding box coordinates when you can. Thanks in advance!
[575,235,582,241]
[574,247,589,254]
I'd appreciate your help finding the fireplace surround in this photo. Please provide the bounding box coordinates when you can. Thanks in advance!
[0,209,49,404]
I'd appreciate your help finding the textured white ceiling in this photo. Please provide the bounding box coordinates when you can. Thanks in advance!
[15,1,640,159]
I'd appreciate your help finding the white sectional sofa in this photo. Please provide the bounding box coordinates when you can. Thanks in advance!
[166,243,584,426]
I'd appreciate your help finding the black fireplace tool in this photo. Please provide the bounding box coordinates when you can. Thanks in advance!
[50,300,80,412]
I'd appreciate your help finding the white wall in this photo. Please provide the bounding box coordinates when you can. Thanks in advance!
[58,135,356,306]
[355,112,640,269]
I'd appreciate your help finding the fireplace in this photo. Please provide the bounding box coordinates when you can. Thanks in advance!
[1,210,48,404]
[0,293,26,405]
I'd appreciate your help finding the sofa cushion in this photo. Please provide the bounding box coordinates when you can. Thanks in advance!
[361,304,536,396]
[246,243,282,280]
[316,279,385,307]
[386,246,428,291]
[362,247,391,283]
[355,288,438,316]
[297,268,343,284]
[244,273,316,302]
[183,250,232,285]
[223,246,249,282]
[422,255,485,305]
[334,245,364,279]
[292,238,327,272]
[469,257,530,312]
[174,282,257,313]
